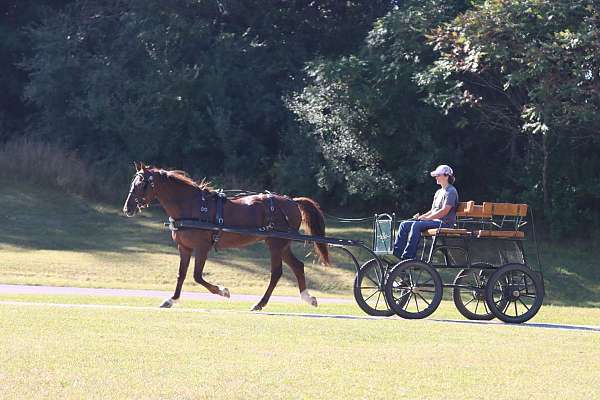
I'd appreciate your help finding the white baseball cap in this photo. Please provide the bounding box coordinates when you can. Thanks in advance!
[430,164,453,177]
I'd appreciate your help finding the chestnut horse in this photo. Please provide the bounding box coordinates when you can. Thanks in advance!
[123,162,329,311]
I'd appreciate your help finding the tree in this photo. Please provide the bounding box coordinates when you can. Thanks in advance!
[417,0,600,226]
[22,0,391,191]
[288,0,470,209]
[0,0,72,139]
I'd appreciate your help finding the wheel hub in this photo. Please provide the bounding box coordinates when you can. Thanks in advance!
[504,285,521,301]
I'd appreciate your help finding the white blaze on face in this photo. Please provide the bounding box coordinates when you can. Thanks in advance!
[123,175,141,215]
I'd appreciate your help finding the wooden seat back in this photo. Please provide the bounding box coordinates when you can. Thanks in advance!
[455,201,528,234]
[466,203,493,218]
[456,201,473,217]
[483,202,528,217]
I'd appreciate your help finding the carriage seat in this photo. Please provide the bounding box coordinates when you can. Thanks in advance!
[422,228,470,237]
[476,230,525,239]
[422,201,473,237]
[421,201,527,238]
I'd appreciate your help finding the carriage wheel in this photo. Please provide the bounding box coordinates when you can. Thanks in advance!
[485,263,544,324]
[452,264,496,321]
[353,259,394,317]
[384,260,443,319]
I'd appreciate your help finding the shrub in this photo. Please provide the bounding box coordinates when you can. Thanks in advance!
[0,138,101,199]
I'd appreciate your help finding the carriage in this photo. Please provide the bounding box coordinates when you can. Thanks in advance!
[126,163,543,323]
[167,198,544,324]
[354,201,545,323]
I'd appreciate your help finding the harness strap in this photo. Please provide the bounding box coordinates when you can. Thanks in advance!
[212,191,227,250]
[215,191,226,225]
[199,192,209,222]
[260,192,276,232]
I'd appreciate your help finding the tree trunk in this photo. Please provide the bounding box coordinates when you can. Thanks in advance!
[542,133,550,215]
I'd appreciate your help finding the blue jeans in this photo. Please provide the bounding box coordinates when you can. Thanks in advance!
[393,219,448,259]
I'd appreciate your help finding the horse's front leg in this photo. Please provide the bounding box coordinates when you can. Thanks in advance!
[160,244,192,308]
[193,247,230,298]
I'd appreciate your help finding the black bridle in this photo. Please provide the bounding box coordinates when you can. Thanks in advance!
[126,171,156,213]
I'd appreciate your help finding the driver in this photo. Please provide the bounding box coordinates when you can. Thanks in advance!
[393,164,459,260]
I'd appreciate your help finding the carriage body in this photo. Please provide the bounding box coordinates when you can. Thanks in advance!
[354,201,545,323]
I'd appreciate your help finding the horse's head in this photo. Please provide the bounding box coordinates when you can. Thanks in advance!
[123,161,158,217]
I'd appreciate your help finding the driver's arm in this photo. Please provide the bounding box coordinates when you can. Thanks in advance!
[414,209,432,219]
[418,205,451,221]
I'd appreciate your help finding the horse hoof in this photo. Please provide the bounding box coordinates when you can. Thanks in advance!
[218,286,230,298]
[251,304,263,311]
[160,298,177,308]
[300,289,317,307]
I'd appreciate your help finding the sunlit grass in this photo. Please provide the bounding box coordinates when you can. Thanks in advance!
[1,298,599,400]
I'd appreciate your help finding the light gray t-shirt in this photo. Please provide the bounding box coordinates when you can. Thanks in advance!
[432,184,459,226]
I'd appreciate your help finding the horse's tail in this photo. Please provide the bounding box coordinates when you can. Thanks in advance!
[293,197,330,265]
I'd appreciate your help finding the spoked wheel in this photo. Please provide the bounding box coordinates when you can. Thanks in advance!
[452,264,496,320]
[353,259,394,317]
[384,260,443,319]
[485,263,544,324]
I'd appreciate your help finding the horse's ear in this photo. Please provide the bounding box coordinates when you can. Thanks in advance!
[134,161,141,171]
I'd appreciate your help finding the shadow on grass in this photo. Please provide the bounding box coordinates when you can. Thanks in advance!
[1,183,174,253]
[523,241,600,307]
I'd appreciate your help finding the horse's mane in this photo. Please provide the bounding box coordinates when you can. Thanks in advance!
[152,167,215,191]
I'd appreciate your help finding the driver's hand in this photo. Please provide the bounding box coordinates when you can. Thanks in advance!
[413,213,420,219]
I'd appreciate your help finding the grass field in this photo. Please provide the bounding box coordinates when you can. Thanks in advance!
[1,295,599,400]
[2,182,600,399]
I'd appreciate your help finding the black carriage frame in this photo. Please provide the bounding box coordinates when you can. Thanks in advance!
[365,206,545,323]
[370,210,543,273]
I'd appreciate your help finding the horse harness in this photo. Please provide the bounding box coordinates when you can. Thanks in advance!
[198,190,290,250]
[132,170,292,249]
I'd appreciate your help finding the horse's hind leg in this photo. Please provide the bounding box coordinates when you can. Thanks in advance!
[193,246,230,298]
[251,239,285,311]
[282,246,318,307]
[161,244,192,308]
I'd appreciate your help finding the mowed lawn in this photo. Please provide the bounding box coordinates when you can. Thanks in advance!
[1,296,599,400]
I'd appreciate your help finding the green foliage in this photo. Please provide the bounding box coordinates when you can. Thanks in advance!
[288,0,470,210]
[2,0,600,238]
[0,0,72,137]
[417,0,600,236]
[22,0,391,190]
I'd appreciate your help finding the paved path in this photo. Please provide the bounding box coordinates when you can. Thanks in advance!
[0,284,353,304]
